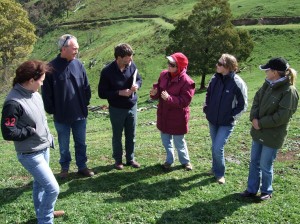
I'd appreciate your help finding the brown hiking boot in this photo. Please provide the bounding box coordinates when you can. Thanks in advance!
[53,210,65,218]
[126,160,141,168]
[77,168,94,177]
[114,162,124,170]
[59,170,68,179]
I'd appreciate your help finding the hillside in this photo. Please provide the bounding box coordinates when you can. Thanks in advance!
[29,0,300,106]
[49,0,300,23]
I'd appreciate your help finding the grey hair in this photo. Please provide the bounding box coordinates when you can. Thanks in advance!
[58,34,77,50]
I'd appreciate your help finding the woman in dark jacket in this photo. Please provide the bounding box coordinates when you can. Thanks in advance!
[241,57,299,200]
[203,54,248,184]
[150,52,195,170]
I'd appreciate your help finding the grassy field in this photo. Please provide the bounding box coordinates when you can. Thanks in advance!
[1,0,300,223]
[230,0,300,18]
[0,70,299,223]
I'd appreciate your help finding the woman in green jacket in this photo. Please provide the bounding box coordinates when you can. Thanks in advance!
[241,57,299,200]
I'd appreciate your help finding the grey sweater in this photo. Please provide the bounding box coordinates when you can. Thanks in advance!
[1,84,53,153]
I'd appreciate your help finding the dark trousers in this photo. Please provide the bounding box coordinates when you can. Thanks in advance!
[109,104,137,163]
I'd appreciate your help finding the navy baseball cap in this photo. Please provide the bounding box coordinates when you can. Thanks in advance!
[259,57,289,71]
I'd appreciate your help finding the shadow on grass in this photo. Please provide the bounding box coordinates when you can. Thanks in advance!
[107,172,213,202]
[58,164,213,202]
[22,218,36,224]
[0,183,31,207]
[156,193,254,223]
[0,183,37,223]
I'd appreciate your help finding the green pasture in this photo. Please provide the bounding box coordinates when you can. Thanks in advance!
[230,0,300,18]
[0,0,300,223]
[56,0,300,23]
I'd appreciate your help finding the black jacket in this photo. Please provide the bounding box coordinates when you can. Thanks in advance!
[98,60,142,109]
[42,55,91,123]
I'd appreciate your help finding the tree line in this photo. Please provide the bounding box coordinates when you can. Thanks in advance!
[19,0,77,35]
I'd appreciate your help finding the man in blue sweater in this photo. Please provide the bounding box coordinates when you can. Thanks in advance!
[42,34,94,178]
[98,43,142,170]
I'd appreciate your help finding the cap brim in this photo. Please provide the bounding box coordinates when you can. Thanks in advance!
[166,56,176,63]
[259,65,270,70]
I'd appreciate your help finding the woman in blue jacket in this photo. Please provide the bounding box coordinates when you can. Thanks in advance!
[203,54,248,184]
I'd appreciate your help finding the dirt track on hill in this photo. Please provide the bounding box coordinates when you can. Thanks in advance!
[57,15,300,28]
[232,16,300,25]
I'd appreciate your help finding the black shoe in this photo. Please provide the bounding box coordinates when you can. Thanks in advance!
[240,190,256,197]
[162,162,172,170]
[260,193,272,200]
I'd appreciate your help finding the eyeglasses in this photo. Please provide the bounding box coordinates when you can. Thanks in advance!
[168,62,177,68]
[62,35,72,47]
[217,61,225,67]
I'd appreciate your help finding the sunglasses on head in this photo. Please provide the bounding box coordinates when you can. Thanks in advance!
[168,62,177,68]
[217,61,225,67]
[62,35,72,47]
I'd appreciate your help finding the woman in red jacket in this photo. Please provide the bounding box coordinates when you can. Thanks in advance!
[150,52,195,170]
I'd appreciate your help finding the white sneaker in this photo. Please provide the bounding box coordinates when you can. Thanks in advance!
[184,163,193,171]
[217,176,225,184]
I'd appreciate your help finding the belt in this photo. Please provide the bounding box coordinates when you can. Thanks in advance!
[19,151,38,155]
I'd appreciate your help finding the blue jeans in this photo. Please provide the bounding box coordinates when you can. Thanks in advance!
[209,122,234,178]
[247,140,278,195]
[109,104,137,163]
[161,132,190,165]
[17,148,59,224]
[54,119,87,171]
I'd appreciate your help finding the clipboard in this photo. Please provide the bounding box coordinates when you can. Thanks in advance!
[132,69,138,86]
[132,69,138,98]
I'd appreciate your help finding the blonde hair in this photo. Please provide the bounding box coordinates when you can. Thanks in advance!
[278,68,297,86]
[220,54,238,72]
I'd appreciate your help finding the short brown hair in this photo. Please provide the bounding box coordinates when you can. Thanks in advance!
[114,43,134,59]
[13,60,50,87]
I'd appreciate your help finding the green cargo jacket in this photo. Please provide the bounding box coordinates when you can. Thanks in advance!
[250,78,299,149]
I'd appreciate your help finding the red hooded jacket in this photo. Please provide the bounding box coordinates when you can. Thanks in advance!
[151,53,195,135]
